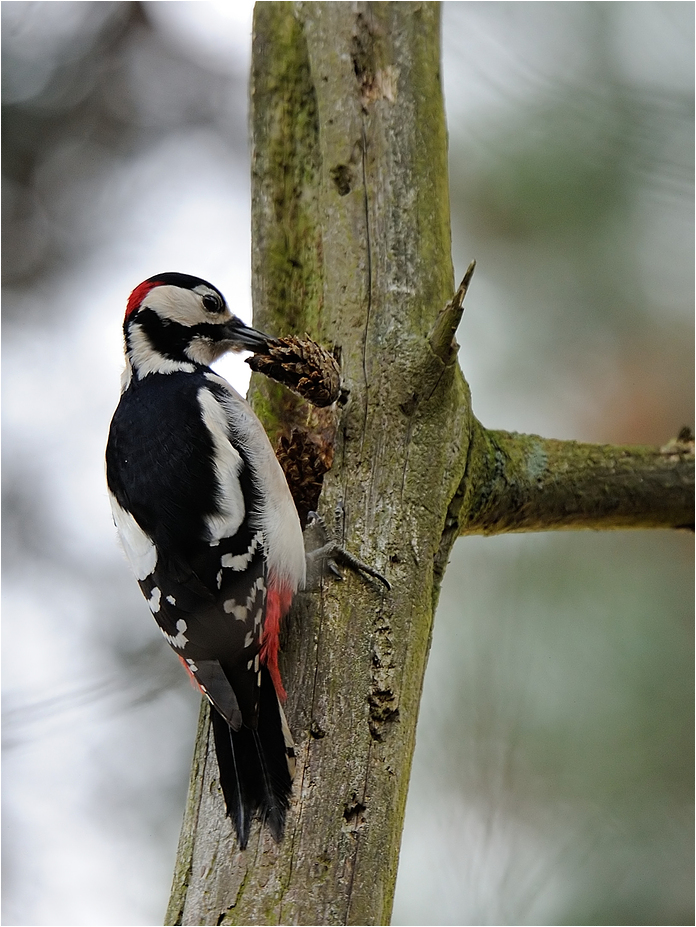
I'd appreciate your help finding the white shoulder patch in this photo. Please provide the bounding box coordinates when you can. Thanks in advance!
[215,390,306,593]
[197,387,246,542]
[108,491,157,580]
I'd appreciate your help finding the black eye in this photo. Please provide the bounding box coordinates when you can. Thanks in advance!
[202,293,223,313]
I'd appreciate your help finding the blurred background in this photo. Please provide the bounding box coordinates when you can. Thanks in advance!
[2,2,692,925]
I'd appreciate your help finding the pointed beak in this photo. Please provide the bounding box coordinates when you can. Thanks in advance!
[223,318,271,352]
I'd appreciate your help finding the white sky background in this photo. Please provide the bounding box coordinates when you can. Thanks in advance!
[3,4,257,924]
[2,3,693,926]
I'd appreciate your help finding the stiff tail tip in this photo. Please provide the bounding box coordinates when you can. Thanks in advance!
[210,669,294,848]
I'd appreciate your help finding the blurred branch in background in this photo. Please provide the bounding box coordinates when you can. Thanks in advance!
[2,3,693,926]
[445,2,693,447]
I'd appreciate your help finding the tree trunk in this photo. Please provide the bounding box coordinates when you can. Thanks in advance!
[166,4,693,925]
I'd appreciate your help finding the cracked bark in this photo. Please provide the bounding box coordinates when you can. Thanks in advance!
[165,4,693,925]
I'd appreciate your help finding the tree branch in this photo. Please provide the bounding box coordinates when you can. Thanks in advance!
[459,419,695,536]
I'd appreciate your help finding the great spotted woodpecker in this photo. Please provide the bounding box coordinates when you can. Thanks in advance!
[105,273,305,848]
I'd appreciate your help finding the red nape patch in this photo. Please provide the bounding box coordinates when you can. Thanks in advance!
[260,583,294,701]
[125,280,159,318]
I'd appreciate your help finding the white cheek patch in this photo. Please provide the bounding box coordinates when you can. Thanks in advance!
[109,493,157,580]
[141,284,226,327]
[185,335,229,367]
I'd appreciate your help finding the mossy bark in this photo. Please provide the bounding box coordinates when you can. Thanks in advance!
[165,3,693,925]
[167,4,466,925]
[459,422,695,535]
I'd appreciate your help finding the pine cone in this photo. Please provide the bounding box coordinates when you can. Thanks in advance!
[247,335,341,407]
[276,427,334,527]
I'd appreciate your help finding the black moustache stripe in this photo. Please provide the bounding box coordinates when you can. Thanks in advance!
[127,309,232,362]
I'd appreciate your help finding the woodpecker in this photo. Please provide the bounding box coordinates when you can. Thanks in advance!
[106,273,306,848]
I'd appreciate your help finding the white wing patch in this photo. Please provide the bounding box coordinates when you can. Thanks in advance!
[224,601,250,621]
[109,492,157,580]
[161,619,189,649]
[213,385,306,593]
[147,586,161,613]
[220,531,264,571]
[197,387,246,543]
[223,576,265,621]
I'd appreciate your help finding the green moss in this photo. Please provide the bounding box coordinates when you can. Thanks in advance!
[408,4,454,319]
[251,3,324,339]
[246,375,302,446]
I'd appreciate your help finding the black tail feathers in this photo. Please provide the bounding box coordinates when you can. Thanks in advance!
[211,667,294,848]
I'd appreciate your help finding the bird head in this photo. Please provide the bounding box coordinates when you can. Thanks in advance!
[123,272,269,377]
